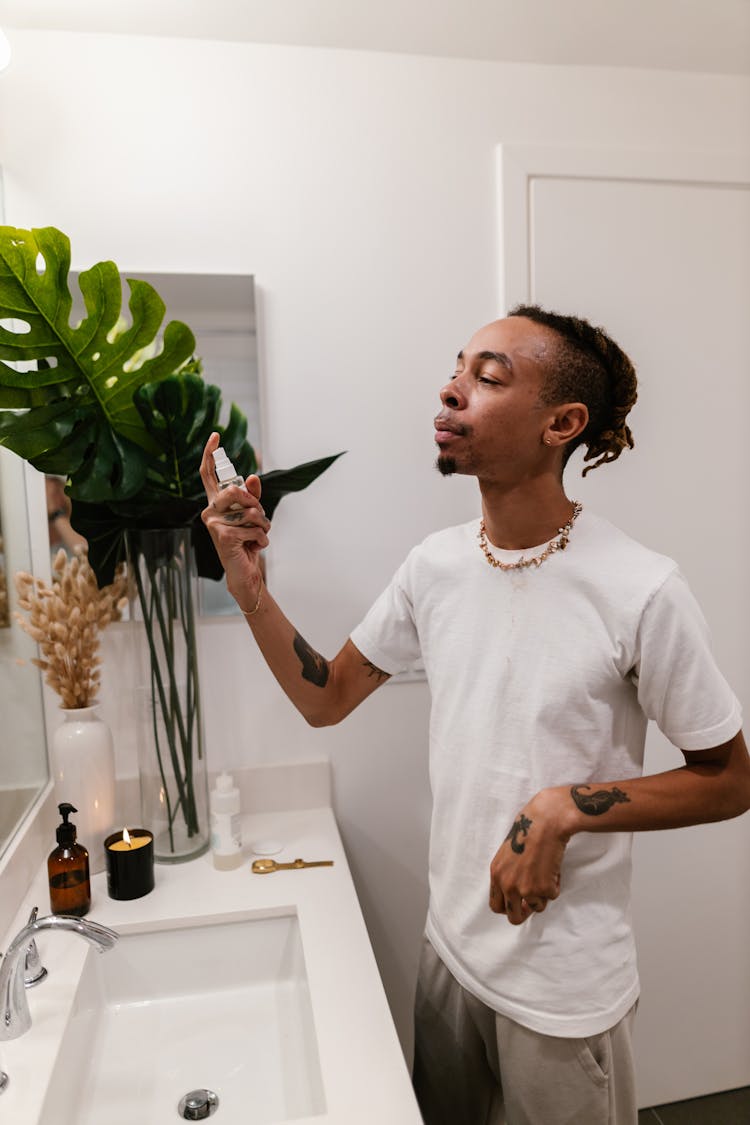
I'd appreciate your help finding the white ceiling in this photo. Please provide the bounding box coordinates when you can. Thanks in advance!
[2,0,750,76]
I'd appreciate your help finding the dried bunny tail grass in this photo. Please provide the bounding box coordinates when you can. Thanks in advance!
[52,548,67,574]
[14,546,127,708]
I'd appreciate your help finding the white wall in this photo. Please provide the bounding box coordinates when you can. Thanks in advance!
[1,28,748,1083]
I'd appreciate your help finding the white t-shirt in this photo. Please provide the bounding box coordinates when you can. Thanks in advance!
[350,510,742,1037]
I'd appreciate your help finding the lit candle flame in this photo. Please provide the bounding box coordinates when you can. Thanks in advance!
[123,827,132,847]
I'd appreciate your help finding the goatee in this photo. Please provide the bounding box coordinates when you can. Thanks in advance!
[436,455,457,476]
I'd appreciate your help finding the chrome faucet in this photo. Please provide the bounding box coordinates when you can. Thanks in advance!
[0,912,119,1042]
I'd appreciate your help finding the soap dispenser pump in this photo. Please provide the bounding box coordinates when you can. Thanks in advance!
[48,802,91,916]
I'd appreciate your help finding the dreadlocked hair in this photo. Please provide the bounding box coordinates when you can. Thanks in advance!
[508,304,637,476]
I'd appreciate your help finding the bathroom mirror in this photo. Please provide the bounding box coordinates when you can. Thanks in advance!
[0,448,50,861]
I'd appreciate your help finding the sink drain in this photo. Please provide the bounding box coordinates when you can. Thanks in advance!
[178,1089,219,1120]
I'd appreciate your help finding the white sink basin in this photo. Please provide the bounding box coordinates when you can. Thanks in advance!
[38,910,326,1125]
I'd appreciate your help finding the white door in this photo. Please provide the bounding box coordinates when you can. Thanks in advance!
[498,145,750,1107]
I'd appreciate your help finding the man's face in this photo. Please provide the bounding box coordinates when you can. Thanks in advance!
[434,317,555,485]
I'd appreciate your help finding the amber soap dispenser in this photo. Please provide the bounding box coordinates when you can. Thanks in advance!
[48,802,91,916]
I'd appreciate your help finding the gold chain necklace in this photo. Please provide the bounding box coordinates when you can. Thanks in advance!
[478,502,583,571]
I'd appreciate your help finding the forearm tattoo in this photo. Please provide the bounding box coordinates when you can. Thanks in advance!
[293,631,330,688]
[570,784,631,816]
[362,657,389,683]
[505,813,532,854]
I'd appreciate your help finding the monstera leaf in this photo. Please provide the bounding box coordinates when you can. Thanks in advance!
[131,370,257,504]
[0,226,195,501]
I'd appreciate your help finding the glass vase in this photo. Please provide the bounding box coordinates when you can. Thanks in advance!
[125,527,209,863]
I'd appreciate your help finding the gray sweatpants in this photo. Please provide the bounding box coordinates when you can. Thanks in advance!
[412,936,638,1125]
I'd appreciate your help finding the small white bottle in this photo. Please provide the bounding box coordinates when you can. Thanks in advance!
[209,772,243,870]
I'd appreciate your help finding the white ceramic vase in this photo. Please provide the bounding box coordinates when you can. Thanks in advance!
[50,704,115,875]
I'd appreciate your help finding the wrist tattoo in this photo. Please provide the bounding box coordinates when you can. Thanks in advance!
[293,631,330,687]
[570,784,630,816]
[505,813,532,854]
[362,657,389,683]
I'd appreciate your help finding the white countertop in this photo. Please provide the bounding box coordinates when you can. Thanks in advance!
[0,805,423,1125]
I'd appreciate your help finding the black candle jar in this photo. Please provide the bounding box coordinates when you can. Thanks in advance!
[104,828,155,900]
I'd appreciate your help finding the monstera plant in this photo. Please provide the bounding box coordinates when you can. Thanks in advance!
[0,225,341,860]
[0,226,339,585]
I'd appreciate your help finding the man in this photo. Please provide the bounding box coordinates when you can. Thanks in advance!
[200,306,750,1125]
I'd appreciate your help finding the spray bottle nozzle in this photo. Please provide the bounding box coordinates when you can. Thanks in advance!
[212,448,246,489]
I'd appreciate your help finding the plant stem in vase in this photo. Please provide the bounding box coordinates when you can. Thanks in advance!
[126,528,209,863]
